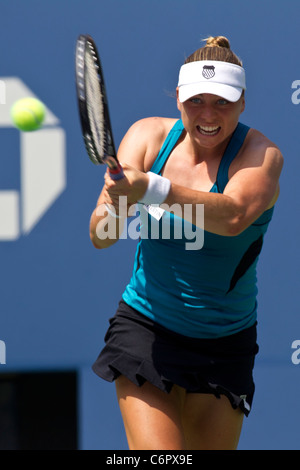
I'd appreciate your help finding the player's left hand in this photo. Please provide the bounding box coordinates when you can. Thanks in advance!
[104,164,149,206]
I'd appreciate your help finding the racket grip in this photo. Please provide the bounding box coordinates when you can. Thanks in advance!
[109,163,124,180]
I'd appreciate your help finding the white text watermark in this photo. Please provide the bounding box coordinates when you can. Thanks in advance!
[96,198,204,250]
[291,340,300,365]
[291,80,300,104]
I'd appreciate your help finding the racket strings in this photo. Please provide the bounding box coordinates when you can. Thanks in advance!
[85,45,106,160]
[76,42,85,100]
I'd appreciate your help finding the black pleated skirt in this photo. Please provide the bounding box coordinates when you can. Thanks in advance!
[92,300,259,416]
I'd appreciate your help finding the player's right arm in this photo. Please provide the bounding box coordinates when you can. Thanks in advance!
[89,117,172,249]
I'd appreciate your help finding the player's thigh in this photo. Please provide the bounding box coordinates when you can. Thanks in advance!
[115,375,186,450]
[182,392,244,450]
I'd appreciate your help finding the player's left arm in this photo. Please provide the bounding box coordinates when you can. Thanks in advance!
[162,132,283,236]
[221,138,283,234]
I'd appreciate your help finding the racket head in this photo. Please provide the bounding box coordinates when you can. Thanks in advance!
[75,34,118,168]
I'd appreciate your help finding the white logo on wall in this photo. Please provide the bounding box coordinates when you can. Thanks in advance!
[0,77,66,240]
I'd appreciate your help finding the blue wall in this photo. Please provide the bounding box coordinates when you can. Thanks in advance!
[0,0,299,450]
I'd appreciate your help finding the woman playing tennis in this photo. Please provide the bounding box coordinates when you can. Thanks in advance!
[89,36,283,450]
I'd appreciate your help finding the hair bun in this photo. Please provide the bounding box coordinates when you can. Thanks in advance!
[184,35,242,67]
[205,36,231,49]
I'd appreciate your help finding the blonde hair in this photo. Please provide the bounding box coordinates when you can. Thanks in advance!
[184,36,243,67]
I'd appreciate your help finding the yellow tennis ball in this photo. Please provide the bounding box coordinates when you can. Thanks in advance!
[10,97,46,131]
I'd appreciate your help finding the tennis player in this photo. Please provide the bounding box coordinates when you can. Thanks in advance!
[89,36,283,450]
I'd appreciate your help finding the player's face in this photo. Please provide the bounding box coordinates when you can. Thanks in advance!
[177,92,245,152]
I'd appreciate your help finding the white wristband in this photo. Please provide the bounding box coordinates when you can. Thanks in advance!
[138,172,171,205]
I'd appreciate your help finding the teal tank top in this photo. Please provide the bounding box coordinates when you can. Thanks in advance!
[122,120,274,338]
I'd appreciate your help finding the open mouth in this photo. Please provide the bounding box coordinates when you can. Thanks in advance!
[197,125,221,136]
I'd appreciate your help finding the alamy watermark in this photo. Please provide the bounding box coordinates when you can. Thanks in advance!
[291,80,300,104]
[0,340,6,364]
[291,340,300,365]
[96,198,204,250]
[0,80,5,104]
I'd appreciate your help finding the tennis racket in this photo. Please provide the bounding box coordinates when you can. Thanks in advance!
[75,34,124,180]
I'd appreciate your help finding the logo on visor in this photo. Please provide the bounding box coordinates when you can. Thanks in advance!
[202,65,215,79]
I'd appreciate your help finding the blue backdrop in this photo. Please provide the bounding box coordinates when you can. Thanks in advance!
[0,0,299,450]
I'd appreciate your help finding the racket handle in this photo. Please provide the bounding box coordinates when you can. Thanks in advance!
[109,163,124,180]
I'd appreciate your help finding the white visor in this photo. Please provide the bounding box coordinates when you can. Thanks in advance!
[178,60,246,103]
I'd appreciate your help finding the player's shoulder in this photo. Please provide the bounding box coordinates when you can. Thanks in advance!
[242,127,284,167]
[127,116,178,141]
[118,117,179,170]
[121,117,179,170]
